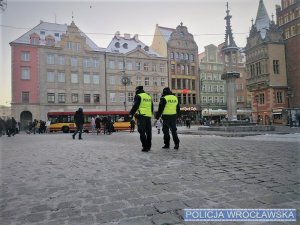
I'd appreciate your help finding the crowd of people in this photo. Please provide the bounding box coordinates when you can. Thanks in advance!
[0,117,18,137]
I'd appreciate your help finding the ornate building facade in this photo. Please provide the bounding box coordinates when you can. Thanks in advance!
[276,0,300,125]
[245,0,288,125]
[151,23,200,121]
[105,32,168,111]
[10,21,106,127]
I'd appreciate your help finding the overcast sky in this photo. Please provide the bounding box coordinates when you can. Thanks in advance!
[0,0,280,106]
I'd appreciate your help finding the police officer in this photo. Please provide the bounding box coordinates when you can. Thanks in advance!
[129,86,153,152]
[155,87,180,150]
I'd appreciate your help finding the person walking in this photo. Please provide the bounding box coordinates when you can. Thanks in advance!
[91,116,96,134]
[72,108,84,140]
[129,86,153,152]
[95,115,101,135]
[130,119,136,133]
[156,119,162,134]
[155,87,180,150]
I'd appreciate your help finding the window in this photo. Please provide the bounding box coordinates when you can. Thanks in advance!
[76,42,81,51]
[47,54,55,64]
[202,96,207,103]
[180,53,184,60]
[273,60,280,74]
[171,64,175,74]
[192,80,195,90]
[84,94,91,103]
[47,93,55,103]
[177,79,182,89]
[93,75,100,84]
[181,65,185,74]
[54,33,59,37]
[136,76,141,85]
[170,52,174,59]
[153,93,158,102]
[160,64,165,72]
[71,73,78,83]
[46,36,55,46]
[72,93,78,103]
[153,77,157,86]
[145,77,150,86]
[219,85,224,92]
[109,76,115,85]
[128,92,134,102]
[115,42,120,48]
[57,72,65,83]
[71,57,77,67]
[22,92,29,103]
[119,93,125,103]
[58,55,65,65]
[191,54,194,62]
[110,93,116,102]
[109,60,115,69]
[93,59,100,68]
[192,94,196,104]
[84,74,90,84]
[123,43,128,49]
[127,62,133,70]
[136,62,141,71]
[21,52,30,61]
[220,96,224,103]
[259,93,265,104]
[276,91,283,103]
[161,77,166,86]
[21,68,30,80]
[30,36,39,45]
[47,71,55,82]
[94,94,100,103]
[58,93,66,103]
[144,63,149,71]
[83,59,90,68]
[118,61,124,70]
[67,41,72,49]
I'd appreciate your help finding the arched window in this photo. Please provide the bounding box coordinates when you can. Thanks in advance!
[115,42,120,48]
[170,52,174,59]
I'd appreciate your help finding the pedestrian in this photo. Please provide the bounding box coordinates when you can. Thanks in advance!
[72,108,84,140]
[11,117,17,136]
[130,119,136,133]
[91,116,96,134]
[95,115,101,135]
[129,86,153,152]
[155,87,180,150]
[156,119,162,134]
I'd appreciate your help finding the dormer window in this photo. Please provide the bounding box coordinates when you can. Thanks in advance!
[144,46,149,51]
[123,43,128,49]
[30,33,40,45]
[137,45,141,48]
[115,42,120,48]
[54,33,59,37]
[40,31,45,35]
[45,35,55,46]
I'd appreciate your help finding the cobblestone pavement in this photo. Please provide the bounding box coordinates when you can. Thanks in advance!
[1,127,299,225]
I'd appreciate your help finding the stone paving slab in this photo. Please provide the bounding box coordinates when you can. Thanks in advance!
[0,128,299,225]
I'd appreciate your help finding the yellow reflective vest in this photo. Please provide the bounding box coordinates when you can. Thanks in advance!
[162,95,178,115]
[137,93,152,117]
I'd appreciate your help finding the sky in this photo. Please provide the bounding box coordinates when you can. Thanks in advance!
[0,0,281,106]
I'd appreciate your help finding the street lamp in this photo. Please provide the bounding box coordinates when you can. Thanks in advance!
[255,94,259,124]
[121,76,130,111]
[287,87,293,127]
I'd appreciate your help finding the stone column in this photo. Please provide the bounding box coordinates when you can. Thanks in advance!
[222,72,240,121]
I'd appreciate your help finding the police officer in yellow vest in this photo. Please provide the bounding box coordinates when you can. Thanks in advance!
[129,86,153,152]
[155,87,180,149]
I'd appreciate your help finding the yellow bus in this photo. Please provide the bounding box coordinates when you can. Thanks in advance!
[47,111,131,133]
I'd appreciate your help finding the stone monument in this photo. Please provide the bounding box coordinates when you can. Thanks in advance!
[221,2,240,121]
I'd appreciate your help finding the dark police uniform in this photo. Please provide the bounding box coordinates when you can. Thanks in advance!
[129,86,153,152]
[155,87,180,149]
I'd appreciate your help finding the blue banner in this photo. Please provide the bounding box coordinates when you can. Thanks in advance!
[184,209,297,221]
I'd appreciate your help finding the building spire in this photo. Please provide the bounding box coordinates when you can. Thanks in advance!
[255,0,270,38]
[224,2,237,48]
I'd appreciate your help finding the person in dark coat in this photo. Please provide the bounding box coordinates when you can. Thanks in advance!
[155,87,180,150]
[11,117,17,136]
[129,86,153,152]
[72,108,84,140]
[95,115,101,135]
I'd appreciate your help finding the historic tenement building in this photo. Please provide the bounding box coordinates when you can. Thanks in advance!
[105,32,168,111]
[276,0,300,124]
[10,21,106,127]
[151,23,200,121]
[199,44,250,121]
[245,0,288,125]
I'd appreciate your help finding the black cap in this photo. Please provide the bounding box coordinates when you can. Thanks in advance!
[135,86,143,91]
[163,87,171,94]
